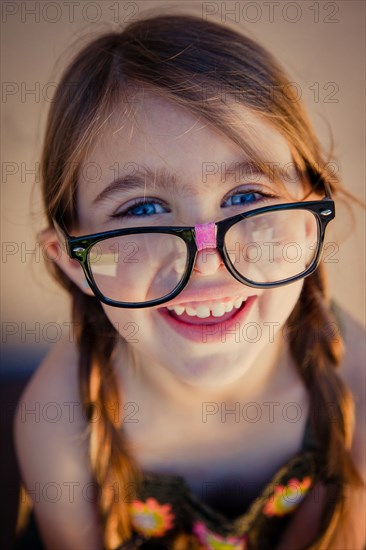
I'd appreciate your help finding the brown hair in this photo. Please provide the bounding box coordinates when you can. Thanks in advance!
[40,13,362,549]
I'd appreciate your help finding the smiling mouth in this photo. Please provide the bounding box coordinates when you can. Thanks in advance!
[162,297,252,325]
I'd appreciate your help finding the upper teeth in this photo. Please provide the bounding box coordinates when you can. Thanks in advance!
[167,297,245,319]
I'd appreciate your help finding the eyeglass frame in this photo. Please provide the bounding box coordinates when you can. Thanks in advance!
[53,180,335,308]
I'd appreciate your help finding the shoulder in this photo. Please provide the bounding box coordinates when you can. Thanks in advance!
[14,334,85,456]
[334,305,366,546]
[335,303,365,407]
[13,336,104,549]
[335,305,365,472]
[335,303,365,380]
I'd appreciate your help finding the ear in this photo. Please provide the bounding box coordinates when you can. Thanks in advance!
[38,227,94,297]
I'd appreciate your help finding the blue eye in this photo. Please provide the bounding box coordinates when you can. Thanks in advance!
[223,192,259,207]
[114,200,167,218]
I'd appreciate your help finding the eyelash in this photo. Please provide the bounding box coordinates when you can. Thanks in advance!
[111,190,279,219]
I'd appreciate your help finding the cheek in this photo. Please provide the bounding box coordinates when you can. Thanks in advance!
[100,304,147,346]
[258,280,303,329]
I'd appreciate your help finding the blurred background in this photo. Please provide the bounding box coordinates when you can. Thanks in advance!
[1,0,365,547]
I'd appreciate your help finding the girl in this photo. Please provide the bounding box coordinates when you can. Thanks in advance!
[14,13,365,550]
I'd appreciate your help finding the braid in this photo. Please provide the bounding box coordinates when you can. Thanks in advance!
[287,264,363,546]
[172,533,201,549]
[72,289,142,549]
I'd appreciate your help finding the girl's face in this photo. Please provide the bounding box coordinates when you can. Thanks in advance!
[72,92,307,387]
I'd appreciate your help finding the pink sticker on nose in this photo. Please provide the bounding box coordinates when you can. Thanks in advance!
[194,222,217,251]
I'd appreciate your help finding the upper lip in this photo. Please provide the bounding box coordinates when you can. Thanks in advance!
[157,287,258,308]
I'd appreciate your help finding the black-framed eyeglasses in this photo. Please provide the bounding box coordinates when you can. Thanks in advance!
[54,182,335,308]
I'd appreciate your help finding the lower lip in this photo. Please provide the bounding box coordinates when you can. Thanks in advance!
[157,296,257,343]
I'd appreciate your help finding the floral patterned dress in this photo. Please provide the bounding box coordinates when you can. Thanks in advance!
[116,419,323,550]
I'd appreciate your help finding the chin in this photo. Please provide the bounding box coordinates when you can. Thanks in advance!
[172,350,259,388]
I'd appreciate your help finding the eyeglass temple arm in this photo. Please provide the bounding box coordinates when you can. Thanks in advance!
[322,179,333,200]
[52,219,71,255]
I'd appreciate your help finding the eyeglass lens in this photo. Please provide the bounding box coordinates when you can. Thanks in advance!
[89,233,189,303]
[225,209,318,284]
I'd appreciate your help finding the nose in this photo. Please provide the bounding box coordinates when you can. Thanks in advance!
[193,247,224,275]
[193,222,223,275]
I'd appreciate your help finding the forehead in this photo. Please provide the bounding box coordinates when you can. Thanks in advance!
[78,91,295,202]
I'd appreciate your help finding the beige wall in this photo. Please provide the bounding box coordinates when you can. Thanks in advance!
[2,0,365,364]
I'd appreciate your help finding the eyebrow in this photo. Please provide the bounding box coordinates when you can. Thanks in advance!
[91,160,279,206]
[93,165,180,205]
